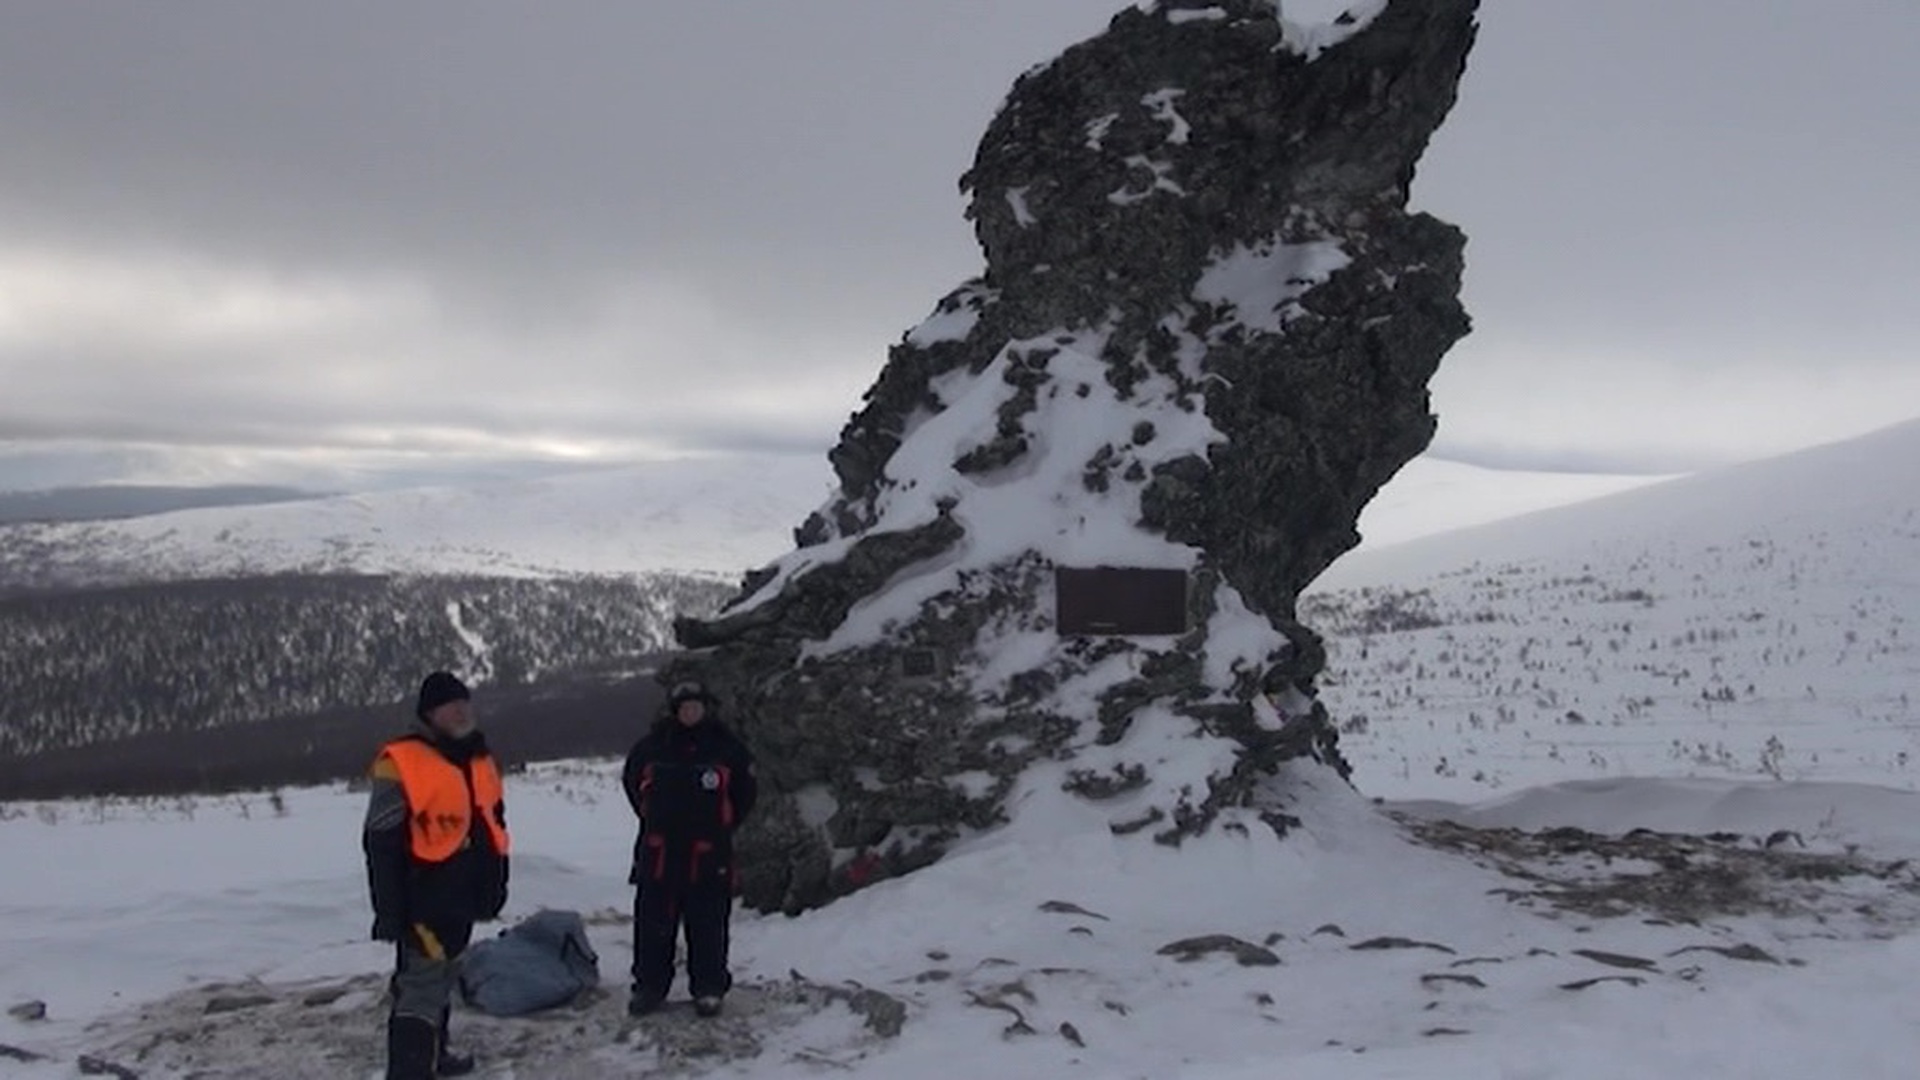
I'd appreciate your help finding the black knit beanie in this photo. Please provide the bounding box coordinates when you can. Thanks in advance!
[668,680,711,708]
[416,671,471,719]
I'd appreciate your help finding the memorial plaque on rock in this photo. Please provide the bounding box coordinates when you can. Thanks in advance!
[1055,567,1189,636]
[899,649,943,680]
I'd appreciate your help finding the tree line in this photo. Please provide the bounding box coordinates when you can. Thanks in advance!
[0,572,732,759]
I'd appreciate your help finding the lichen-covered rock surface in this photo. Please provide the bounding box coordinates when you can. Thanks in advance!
[676,0,1479,913]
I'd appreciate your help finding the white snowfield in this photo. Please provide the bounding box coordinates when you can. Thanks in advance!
[0,417,1915,1078]
[4,767,1920,1078]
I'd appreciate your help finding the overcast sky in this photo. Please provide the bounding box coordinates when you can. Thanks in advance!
[2,0,1916,491]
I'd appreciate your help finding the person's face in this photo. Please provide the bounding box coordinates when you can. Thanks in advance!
[675,699,706,727]
[428,699,475,739]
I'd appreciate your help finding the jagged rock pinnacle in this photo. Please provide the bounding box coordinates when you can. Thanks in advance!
[677,0,1479,913]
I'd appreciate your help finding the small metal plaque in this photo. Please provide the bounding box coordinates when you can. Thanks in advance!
[1054,567,1189,636]
[900,649,941,679]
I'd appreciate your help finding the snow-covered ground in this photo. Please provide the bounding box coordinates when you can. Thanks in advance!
[4,764,1920,1078]
[2,418,1915,1077]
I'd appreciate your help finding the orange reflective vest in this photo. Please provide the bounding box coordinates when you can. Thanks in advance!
[378,740,511,863]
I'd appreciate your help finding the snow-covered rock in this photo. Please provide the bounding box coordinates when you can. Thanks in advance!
[678,0,1482,913]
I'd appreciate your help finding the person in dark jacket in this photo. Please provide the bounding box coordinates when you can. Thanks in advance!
[365,671,511,1079]
[622,679,756,1018]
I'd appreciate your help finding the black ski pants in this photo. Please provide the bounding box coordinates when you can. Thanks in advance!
[631,879,733,1001]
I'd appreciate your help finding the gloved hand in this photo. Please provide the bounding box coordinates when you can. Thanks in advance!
[371,914,406,943]
[411,923,448,961]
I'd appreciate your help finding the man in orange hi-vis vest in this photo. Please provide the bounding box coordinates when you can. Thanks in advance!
[364,671,510,1080]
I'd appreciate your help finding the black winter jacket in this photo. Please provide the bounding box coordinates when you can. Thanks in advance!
[622,717,756,885]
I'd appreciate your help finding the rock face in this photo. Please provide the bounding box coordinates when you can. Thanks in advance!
[675,0,1478,913]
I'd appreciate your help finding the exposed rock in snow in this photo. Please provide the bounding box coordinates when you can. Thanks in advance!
[678,0,1480,913]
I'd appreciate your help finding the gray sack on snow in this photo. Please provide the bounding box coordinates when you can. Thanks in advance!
[458,909,600,1016]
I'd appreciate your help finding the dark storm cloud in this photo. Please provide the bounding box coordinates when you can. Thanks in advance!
[0,1,1112,318]
[1,0,1916,485]
[0,1,1129,478]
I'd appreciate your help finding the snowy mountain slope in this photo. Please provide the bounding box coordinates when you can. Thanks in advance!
[0,484,319,525]
[0,455,836,585]
[0,451,1661,589]
[1307,417,1920,801]
[1323,417,1920,588]
[1351,455,1666,549]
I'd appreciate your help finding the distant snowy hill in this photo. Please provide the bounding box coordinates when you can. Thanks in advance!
[1353,454,1665,548]
[1308,418,1920,801]
[0,484,322,525]
[0,455,836,587]
[0,451,1662,588]
[0,457,838,758]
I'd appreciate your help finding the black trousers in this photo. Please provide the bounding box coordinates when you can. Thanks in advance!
[631,880,733,1000]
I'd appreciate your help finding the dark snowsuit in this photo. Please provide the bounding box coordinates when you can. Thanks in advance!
[622,711,756,1005]
[364,726,509,1079]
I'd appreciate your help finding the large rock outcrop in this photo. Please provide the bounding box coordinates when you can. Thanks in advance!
[675,0,1478,913]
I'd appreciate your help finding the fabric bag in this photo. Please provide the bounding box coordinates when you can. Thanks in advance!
[458,909,600,1016]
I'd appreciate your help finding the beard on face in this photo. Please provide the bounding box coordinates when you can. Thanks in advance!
[430,704,476,740]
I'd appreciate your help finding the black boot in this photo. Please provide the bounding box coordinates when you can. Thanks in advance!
[436,1006,475,1076]
[385,1015,439,1080]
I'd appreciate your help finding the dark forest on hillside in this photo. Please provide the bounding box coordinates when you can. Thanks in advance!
[0,572,730,758]
[0,671,674,800]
